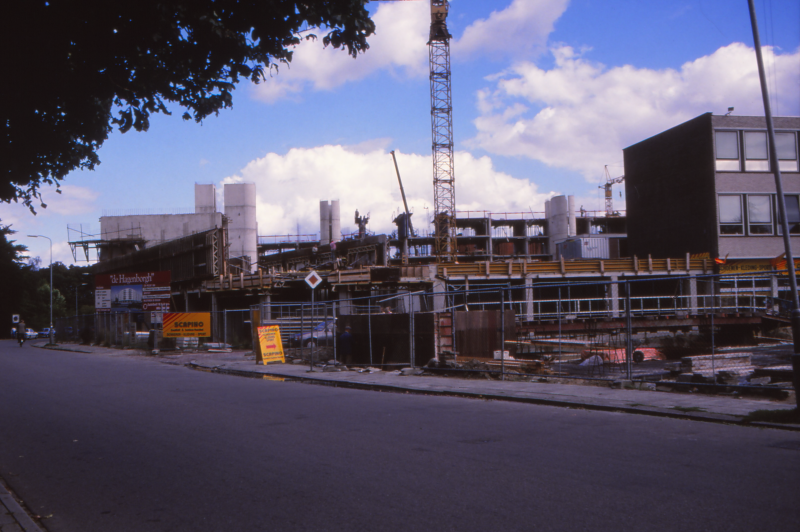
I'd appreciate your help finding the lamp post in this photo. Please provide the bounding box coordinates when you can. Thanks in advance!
[28,234,53,345]
[748,0,800,408]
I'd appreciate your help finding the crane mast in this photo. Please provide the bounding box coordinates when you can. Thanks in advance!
[428,0,456,261]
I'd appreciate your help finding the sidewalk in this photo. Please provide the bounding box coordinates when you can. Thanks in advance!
[0,481,43,532]
[36,342,800,430]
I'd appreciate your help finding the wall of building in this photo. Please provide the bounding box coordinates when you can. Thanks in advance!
[624,113,718,258]
[711,115,800,259]
[100,213,223,249]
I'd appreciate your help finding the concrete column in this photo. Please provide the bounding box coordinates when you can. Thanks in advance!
[432,279,446,312]
[770,274,779,314]
[525,276,534,322]
[184,291,189,312]
[259,293,271,322]
[211,293,219,342]
[689,276,698,316]
[338,287,353,315]
[610,275,620,318]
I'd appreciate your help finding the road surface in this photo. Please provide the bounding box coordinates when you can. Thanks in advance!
[1,340,798,531]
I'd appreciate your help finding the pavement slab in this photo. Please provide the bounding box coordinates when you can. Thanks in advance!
[35,341,799,430]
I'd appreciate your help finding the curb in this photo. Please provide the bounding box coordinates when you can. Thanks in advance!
[185,363,800,432]
[0,480,45,532]
[31,342,93,354]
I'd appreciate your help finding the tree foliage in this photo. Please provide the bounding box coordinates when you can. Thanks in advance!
[3,0,375,211]
[0,222,29,333]
[1,220,95,335]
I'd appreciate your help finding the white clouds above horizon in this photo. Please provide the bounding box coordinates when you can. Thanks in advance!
[469,43,800,179]
[221,145,555,236]
[252,2,429,102]
[40,185,100,216]
[251,0,564,102]
[453,0,568,60]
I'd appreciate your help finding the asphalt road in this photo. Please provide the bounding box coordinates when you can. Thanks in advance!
[1,340,799,532]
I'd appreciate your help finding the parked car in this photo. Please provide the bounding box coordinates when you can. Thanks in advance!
[39,327,55,338]
[25,329,38,339]
[291,318,337,347]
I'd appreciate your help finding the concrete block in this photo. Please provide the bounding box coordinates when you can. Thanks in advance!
[611,380,634,389]
[681,353,751,373]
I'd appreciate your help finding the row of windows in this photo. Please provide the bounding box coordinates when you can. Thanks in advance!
[718,193,800,236]
[715,130,799,172]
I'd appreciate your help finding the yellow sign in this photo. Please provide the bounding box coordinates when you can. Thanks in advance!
[719,259,800,274]
[718,260,773,274]
[163,312,211,338]
[257,325,285,364]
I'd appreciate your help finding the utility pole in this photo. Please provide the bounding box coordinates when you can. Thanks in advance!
[748,0,800,407]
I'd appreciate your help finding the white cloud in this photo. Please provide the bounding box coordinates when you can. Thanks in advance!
[251,0,570,101]
[453,0,569,60]
[252,2,430,102]
[469,43,800,179]
[221,145,555,237]
[39,185,99,215]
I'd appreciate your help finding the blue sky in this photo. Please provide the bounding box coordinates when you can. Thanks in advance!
[5,0,799,265]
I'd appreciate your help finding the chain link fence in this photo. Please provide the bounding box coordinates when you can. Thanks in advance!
[53,272,796,395]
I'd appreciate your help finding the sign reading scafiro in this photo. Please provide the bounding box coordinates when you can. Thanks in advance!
[163,313,211,338]
[257,325,285,364]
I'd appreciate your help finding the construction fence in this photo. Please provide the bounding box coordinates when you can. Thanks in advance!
[53,273,797,393]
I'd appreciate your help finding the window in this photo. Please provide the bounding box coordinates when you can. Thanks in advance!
[715,131,740,171]
[748,195,773,234]
[745,131,769,171]
[778,195,800,235]
[776,132,799,172]
[718,195,743,234]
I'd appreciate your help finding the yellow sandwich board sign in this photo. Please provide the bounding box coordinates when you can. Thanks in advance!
[257,325,285,364]
[163,313,211,338]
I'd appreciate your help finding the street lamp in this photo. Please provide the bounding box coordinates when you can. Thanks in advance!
[28,234,53,345]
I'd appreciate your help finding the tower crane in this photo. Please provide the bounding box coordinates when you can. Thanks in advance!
[376,1,456,261]
[600,165,625,217]
[428,0,456,261]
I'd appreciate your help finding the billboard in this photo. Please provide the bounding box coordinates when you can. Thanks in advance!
[95,272,171,313]
[163,313,211,338]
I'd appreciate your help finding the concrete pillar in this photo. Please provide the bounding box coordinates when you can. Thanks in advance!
[689,276,698,316]
[320,200,341,246]
[610,275,620,318]
[195,184,217,213]
[338,287,353,315]
[224,183,258,272]
[567,195,576,237]
[259,293,271,322]
[525,276,534,322]
[184,291,189,312]
[770,274,779,314]
[211,293,219,342]
[431,264,446,311]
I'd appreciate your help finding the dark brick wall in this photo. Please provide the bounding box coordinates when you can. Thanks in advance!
[624,113,718,258]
